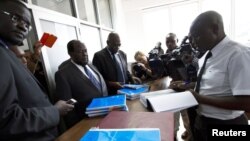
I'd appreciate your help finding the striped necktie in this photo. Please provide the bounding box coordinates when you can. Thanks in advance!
[112,54,125,83]
[84,66,102,92]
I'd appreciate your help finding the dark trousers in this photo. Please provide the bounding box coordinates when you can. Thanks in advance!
[193,113,248,141]
[187,106,198,141]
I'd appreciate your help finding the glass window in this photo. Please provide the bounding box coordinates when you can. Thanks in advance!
[76,0,97,23]
[201,0,231,37]
[235,0,250,46]
[40,20,77,77]
[101,30,111,48]
[97,0,112,28]
[80,25,102,62]
[31,0,73,16]
[142,8,170,54]
[171,2,199,42]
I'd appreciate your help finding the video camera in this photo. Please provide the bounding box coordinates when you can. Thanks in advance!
[132,62,147,78]
[148,36,198,81]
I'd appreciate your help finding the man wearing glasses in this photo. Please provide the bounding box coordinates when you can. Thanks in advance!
[0,1,74,141]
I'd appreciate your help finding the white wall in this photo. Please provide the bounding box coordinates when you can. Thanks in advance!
[120,0,182,62]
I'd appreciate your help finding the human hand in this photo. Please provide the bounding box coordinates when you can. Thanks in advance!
[169,81,186,90]
[54,100,74,116]
[109,81,123,89]
[33,41,43,57]
[189,89,200,102]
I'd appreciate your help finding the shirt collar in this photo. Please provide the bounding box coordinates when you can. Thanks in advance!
[210,36,230,57]
[106,46,119,57]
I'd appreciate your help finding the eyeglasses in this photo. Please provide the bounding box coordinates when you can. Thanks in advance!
[0,10,32,31]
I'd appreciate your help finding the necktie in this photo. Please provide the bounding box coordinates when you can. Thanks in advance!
[112,54,125,83]
[188,51,212,138]
[84,66,102,92]
[194,51,212,93]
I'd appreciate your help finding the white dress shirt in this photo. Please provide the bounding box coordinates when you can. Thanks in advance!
[71,60,100,83]
[198,36,250,120]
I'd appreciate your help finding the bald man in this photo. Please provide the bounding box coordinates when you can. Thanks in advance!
[188,11,250,141]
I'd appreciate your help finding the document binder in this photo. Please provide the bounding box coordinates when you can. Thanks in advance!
[86,95,128,117]
[97,111,174,141]
[80,128,161,141]
[118,85,149,100]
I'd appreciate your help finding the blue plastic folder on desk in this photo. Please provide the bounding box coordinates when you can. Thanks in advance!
[86,95,126,111]
[80,128,161,141]
[118,85,149,100]
[122,84,148,89]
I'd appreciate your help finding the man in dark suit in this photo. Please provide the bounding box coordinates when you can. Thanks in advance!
[55,40,108,128]
[0,1,74,141]
[92,32,135,95]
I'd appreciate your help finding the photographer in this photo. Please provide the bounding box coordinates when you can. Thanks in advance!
[165,34,198,141]
[132,51,154,83]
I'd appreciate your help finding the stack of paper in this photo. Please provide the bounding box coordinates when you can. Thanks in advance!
[85,95,128,117]
[140,89,176,107]
[118,84,149,100]
[140,89,198,112]
[80,128,161,141]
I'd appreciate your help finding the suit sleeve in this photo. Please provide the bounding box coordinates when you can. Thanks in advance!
[120,51,135,84]
[0,55,59,137]
[92,53,103,75]
[55,71,72,101]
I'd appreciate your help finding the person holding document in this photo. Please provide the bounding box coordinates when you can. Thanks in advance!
[188,11,250,141]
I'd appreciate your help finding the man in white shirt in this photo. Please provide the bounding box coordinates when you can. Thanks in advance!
[188,11,250,141]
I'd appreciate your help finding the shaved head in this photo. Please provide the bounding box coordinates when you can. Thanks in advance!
[189,11,226,52]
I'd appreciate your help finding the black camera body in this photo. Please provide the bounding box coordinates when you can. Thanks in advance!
[132,63,147,78]
[148,36,198,81]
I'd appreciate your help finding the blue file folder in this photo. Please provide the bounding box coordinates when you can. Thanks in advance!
[86,95,126,111]
[118,85,149,100]
[80,128,161,141]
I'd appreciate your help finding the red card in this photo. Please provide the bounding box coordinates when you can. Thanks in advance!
[44,35,57,48]
[40,33,57,48]
[40,33,50,45]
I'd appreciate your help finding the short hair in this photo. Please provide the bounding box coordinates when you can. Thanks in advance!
[166,33,177,39]
[67,40,80,53]
[134,51,145,60]
[0,0,28,8]
[107,32,119,41]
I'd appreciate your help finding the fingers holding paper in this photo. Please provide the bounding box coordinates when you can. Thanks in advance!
[189,89,201,102]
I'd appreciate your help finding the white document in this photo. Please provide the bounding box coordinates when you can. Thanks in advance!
[140,89,176,107]
[147,91,198,112]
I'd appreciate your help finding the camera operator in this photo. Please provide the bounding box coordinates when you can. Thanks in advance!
[168,36,199,141]
[165,33,178,54]
[132,51,154,83]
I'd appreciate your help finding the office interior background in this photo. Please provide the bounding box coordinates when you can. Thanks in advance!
[22,0,250,97]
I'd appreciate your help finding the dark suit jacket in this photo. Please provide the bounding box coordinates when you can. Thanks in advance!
[55,61,107,128]
[58,59,70,70]
[92,47,134,95]
[0,46,59,141]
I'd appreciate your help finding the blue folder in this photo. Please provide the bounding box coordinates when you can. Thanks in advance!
[86,95,126,111]
[80,128,161,141]
[122,84,148,90]
[118,85,149,100]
